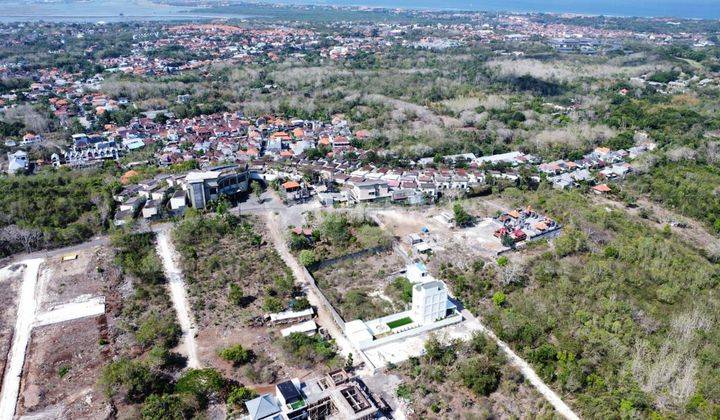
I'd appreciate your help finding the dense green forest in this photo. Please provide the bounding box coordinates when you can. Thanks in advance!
[630,163,720,233]
[0,170,118,257]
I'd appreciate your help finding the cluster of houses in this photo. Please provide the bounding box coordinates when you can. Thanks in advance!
[99,24,320,76]
[112,164,252,225]
[494,207,561,244]
[628,72,718,95]
[90,118,660,226]
[543,143,655,191]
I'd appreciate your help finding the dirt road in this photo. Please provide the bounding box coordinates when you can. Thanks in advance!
[0,258,43,420]
[155,228,201,369]
[459,308,579,420]
[261,212,356,361]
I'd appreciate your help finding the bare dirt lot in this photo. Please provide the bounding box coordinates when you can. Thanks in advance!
[376,205,510,265]
[11,247,111,419]
[196,324,314,388]
[312,249,407,321]
[17,316,110,419]
[38,247,105,312]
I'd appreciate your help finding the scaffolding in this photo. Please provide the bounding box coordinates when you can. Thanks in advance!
[307,396,337,419]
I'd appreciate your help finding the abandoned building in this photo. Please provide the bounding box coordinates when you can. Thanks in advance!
[185,163,250,209]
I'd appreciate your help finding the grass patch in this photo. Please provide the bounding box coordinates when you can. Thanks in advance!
[289,399,306,410]
[387,317,413,329]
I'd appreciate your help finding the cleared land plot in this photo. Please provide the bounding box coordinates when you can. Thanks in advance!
[312,250,407,321]
[38,247,105,312]
[17,316,110,419]
[174,214,330,386]
[195,325,313,388]
[363,315,482,368]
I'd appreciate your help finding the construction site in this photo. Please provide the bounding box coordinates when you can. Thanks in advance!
[0,246,109,419]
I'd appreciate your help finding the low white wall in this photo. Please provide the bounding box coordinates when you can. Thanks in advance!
[356,313,463,351]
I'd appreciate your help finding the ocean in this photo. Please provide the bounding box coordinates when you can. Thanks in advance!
[0,0,718,22]
[0,0,249,23]
[277,0,720,19]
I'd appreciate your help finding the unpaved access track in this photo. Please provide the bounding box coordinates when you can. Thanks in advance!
[155,228,201,369]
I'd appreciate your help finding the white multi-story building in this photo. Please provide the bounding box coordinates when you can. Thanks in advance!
[7,151,28,175]
[411,280,449,325]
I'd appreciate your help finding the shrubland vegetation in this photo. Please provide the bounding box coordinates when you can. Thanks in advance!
[393,332,554,417]
[629,163,720,233]
[290,211,391,266]
[441,188,720,417]
[173,212,295,326]
[104,231,252,418]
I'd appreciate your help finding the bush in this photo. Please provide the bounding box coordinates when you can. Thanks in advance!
[319,213,351,245]
[291,297,311,311]
[298,249,317,267]
[458,356,501,396]
[218,344,254,366]
[492,291,507,307]
[396,383,412,400]
[289,233,311,251]
[227,386,258,412]
[496,256,509,267]
[135,312,182,350]
[553,228,588,257]
[355,225,391,248]
[141,393,199,420]
[262,296,284,313]
[453,202,473,227]
[175,368,229,408]
[280,333,337,366]
[100,358,168,402]
[388,277,413,303]
[228,283,244,306]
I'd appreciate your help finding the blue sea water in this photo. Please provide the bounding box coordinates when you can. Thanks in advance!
[0,0,249,23]
[279,0,720,19]
[0,0,718,22]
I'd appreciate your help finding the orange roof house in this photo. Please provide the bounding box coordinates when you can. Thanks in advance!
[282,180,301,192]
[592,184,612,194]
[355,130,371,139]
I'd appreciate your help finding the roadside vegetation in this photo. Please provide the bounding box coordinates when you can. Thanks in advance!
[392,332,555,417]
[102,231,254,418]
[290,211,392,265]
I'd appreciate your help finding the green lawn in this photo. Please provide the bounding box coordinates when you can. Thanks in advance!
[387,317,413,329]
[289,399,306,410]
